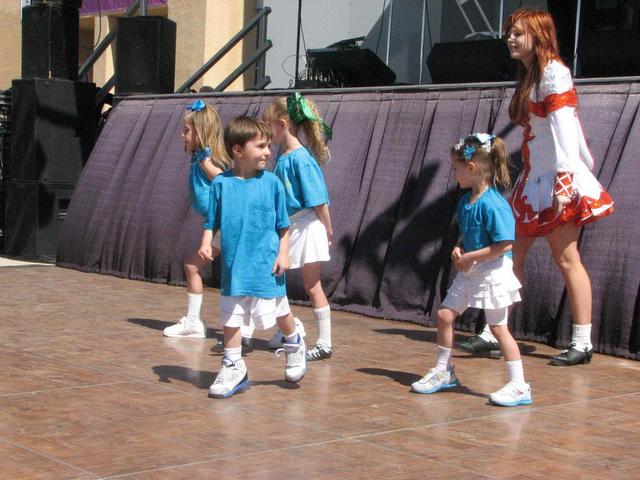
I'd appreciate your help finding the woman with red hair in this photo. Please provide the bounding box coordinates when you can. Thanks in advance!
[498,9,615,366]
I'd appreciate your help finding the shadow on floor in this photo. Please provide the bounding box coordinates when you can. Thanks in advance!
[128,318,221,339]
[356,367,487,399]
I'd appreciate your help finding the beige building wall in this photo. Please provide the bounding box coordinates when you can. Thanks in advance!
[0,1,257,93]
[0,3,23,90]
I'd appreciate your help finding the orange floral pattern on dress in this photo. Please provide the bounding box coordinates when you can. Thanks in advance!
[510,90,614,237]
[529,89,579,117]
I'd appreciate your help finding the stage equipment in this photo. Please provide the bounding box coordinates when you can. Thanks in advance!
[3,180,74,259]
[4,78,96,258]
[21,2,80,81]
[305,47,396,88]
[578,0,640,77]
[8,79,95,183]
[115,16,177,95]
[427,39,517,84]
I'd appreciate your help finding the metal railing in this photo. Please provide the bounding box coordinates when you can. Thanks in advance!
[176,7,272,93]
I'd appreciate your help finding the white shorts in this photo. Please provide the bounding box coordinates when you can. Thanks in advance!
[288,208,331,269]
[220,295,291,330]
[442,256,521,314]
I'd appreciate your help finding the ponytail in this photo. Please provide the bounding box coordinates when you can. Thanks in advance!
[300,99,330,164]
[490,137,511,190]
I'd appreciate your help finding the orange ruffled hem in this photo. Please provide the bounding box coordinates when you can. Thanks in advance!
[510,186,615,237]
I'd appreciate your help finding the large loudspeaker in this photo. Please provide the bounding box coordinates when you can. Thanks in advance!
[3,180,74,258]
[427,39,517,84]
[9,78,96,183]
[577,0,640,77]
[6,78,95,257]
[115,17,177,95]
[21,3,79,81]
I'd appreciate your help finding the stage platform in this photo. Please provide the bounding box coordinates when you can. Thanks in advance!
[1,264,639,479]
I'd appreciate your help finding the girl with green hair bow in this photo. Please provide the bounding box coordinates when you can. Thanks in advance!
[262,93,334,361]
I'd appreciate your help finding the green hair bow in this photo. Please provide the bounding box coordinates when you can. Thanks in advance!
[286,93,333,140]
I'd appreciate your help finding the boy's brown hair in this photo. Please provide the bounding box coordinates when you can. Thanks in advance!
[224,116,272,158]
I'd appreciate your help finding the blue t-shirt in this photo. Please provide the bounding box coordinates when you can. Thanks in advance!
[273,146,330,217]
[189,160,212,217]
[457,187,515,258]
[204,170,290,298]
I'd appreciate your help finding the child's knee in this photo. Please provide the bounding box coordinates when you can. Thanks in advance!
[437,308,456,325]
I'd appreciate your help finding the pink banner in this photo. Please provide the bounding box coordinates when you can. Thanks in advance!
[80,0,167,16]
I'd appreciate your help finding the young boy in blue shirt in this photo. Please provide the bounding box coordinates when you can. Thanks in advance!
[199,116,306,398]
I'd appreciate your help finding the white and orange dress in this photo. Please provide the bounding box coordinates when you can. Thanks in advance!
[510,60,614,236]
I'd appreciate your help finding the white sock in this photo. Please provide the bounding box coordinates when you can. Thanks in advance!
[284,332,299,344]
[241,322,255,339]
[572,324,592,351]
[186,293,203,323]
[479,324,497,343]
[224,347,242,363]
[435,346,452,372]
[314,305,332,348]
[506,360,526,385]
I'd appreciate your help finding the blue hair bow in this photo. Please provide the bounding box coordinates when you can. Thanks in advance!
[186,99,206,112]
[462,144,477,161]
[192,145,211,163]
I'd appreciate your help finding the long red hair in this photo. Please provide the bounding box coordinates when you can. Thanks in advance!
[504,9,563,126]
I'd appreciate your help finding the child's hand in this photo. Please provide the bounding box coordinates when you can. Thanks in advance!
[455,253,473,272]
[199,244,213,261]
[451,246,464,261]
[272,253,290,276]
[553,194,571,215]
[326,229,333,247]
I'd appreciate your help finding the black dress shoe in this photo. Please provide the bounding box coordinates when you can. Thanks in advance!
[455,335,502,358]
[210,340,224,353]
[241,337,254,354]
[550,343,593,366]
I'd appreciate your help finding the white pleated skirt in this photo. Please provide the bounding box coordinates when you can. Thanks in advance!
[288,208,331,269]
[442,256,522,313]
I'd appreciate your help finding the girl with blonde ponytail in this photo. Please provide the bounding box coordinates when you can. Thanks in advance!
[263,93,334,361]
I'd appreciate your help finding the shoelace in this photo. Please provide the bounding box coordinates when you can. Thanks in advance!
[276,346,303,366]
[214,360,237,384]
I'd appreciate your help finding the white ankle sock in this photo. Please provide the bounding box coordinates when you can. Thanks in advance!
[572,324,592,350]
[224,347,242,362]
[186,293,203,322]
[436,346,452,372]
[506,360,526,385]
[479,324,497,343]
[284,332,299,344]
[314,306,332,348]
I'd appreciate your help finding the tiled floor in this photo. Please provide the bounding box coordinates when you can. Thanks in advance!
[1,265,639,479]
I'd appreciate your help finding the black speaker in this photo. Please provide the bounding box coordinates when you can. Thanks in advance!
[577,0,640,77]
[306,47,396,87]
[9,78,96,184]
[3,179,74,258]
[115,16,177,95]
[21,3,79,81]
[427,39,517,84]
[579,30,640,77]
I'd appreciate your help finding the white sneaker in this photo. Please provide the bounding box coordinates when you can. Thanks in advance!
[276,335,306,383]
[208,358,250,398]
[267,317,306,349]
[163,316,206,338]
[489,381,532,407]
[411,367,460,394]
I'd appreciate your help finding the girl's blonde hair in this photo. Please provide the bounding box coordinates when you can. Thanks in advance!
[503,8,563,126]
[263,96,330,164]
[183,103,231,170]
[451,134,512,190]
